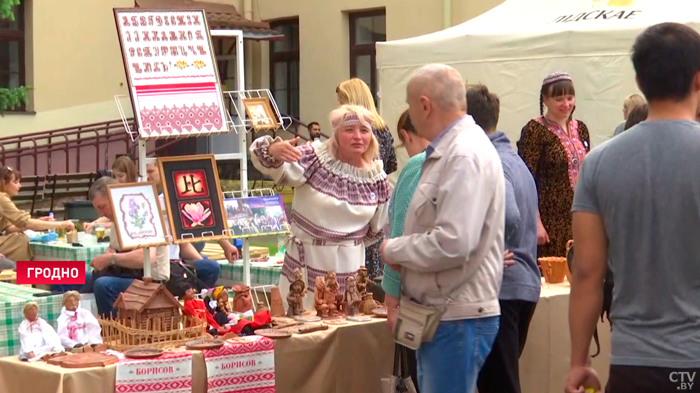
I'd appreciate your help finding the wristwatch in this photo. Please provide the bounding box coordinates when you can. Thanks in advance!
[110,254,117,267]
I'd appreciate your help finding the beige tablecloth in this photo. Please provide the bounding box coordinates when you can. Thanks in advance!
[520,282,612,393]
[0,318,394,393]
[0,284,612,393]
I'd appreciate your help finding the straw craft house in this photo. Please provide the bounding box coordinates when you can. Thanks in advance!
[113,280,182,331]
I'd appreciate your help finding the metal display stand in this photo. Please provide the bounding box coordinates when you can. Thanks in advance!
[115,29,292,285]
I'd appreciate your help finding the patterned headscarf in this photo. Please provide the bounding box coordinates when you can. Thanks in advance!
[542,72,572,87]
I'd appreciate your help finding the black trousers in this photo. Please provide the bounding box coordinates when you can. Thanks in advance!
[607,365,700,393]
[477,299,537,393]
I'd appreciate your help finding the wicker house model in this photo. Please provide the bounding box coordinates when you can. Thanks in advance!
[113,280,182,331]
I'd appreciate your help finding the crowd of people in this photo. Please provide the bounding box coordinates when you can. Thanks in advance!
[250,22,700,393]
[1,20,698,393]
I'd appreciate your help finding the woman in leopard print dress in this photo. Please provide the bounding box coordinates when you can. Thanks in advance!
[517,72,590,258]
[337,78,397,278]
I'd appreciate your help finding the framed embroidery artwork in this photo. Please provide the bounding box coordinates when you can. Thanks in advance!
[107,182,168,251]
[223,195,290,238]
[242,97,278,131]
[157,154,229,244]
[113,8,230,139]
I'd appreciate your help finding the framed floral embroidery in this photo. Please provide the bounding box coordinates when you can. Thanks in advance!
[157,154,229,244]
[107,182,168,250]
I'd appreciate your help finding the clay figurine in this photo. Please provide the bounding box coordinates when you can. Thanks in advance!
[56,291,103,350]
[232,285,253,313]
[292,268,307,298]
[344,276,362,316]
[269,286,285,317]
[324,272,340,317]
[326,271,343,316]
[18,302,63,361]
[314,277,330,318]
[361,292,378,315]
[286,279,305,317]
[356,267,372,295]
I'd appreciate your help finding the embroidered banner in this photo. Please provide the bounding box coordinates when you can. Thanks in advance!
[203,336,276,393]
[115,351,193,393]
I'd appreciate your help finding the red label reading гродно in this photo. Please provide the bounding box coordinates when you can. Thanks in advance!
[15,261,86,285]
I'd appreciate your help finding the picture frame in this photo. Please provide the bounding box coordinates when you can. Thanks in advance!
[242,97,279,131]
[223,195,291,239]
[113,8,230,139]
[106,182,169,251]
[157,154,230,244]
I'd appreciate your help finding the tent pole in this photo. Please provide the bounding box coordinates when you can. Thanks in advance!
[442,0,452,29]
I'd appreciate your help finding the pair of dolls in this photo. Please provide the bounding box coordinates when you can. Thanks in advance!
[18,292,101,361]
[200,285,271,335]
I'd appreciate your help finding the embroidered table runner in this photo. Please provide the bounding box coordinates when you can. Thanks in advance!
[115,351,193,393]
[203,336,275,393]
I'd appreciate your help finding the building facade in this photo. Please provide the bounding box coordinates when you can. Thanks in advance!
[0,0,504,138]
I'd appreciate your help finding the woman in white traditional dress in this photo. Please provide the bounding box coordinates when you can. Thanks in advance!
[249,105,390,309]
[56,291,102,349]
[18,301,63,360]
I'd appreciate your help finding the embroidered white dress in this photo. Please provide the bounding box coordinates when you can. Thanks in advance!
[56,306,103,349]
[18,317,63,360]
[250,137,390,309]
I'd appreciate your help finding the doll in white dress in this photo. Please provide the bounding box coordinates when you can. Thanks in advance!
[18,301,63,361]
[56,291,102,349]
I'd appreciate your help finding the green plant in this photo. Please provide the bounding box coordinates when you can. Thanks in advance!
[0,0,29,115]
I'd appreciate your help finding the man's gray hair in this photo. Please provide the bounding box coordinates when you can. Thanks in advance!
[88,176,118,201]
[410,64,467,112]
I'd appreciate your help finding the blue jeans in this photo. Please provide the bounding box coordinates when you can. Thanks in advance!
[417,316,500,393]
[94,276,134,317]
[191,258,220,288]
[51,270,93,294]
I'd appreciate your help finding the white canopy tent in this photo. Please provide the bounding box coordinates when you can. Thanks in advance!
[377,0,696,178]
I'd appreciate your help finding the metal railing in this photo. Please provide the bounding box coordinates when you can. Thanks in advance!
[0,116,323,176]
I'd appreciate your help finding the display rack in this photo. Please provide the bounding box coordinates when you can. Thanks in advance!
[114,94,238,143]
[223,89,293,133]
[115,29,258,283]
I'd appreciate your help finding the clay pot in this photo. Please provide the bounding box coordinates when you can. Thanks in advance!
[232,285,252,313]
[361,292,377,315]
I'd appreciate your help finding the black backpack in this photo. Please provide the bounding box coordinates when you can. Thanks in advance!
[567,241,613,358]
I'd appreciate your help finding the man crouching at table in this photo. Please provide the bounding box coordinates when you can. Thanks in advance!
[86,177,170,317]
[380,64,505,393]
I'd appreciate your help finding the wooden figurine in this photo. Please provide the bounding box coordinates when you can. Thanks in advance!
[286,279,305,317]
[356,267,371,295]
[18,302,63,361]
[292,268,307,298]
[232,285,253,313]
[269,286,285,317]
[324,271,341,316]
[314,277,329,318]
[56,291,103,350]
[344,276,362,316]
[113,280,182,330]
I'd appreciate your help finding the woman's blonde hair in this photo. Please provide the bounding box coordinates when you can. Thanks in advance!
[112,155,138,183]
[325,105,380,164]
[335,78,386,130]
[623,93,647,113]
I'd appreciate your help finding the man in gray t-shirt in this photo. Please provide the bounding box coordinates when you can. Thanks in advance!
[566,22,700,393]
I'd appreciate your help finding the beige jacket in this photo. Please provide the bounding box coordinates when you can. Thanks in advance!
[384,116,505,320]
